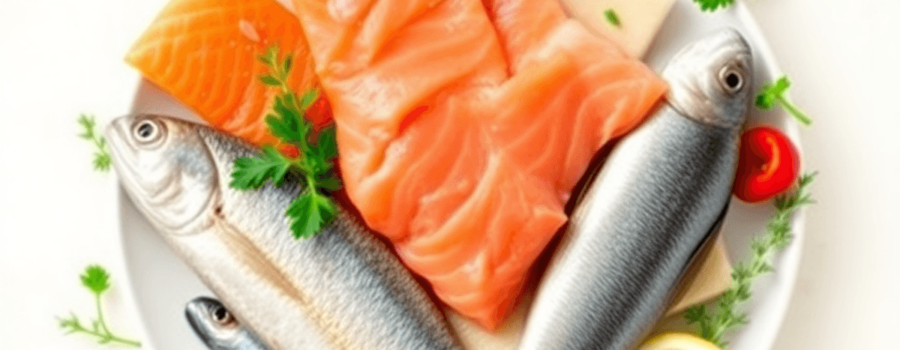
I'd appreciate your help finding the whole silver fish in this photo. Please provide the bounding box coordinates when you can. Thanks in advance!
[519,29,753,350]
[186,297,270,350]
[106,116,460,350]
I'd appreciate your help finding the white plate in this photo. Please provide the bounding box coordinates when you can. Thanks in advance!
[116,1,805,349]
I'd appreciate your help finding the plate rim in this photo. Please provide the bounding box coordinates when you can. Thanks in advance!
[112,1,807,348]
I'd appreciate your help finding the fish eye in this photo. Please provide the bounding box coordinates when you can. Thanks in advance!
[132,118,165,145]
[718,66,744,94]
[211,305,234,325]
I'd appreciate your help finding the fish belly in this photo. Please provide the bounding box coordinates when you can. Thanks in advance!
[166,227,332,350]
[520,106,738,350]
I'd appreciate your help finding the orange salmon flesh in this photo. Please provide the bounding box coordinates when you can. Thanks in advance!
[292,0,667,329]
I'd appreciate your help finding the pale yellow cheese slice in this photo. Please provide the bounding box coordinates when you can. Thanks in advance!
[666,238,733,316]
[446,290,533,350]
[448,238,732,349]
[561,0,676,58]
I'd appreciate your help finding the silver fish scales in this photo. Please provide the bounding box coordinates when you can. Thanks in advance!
[107,115,461,350]
[519,29,753,350]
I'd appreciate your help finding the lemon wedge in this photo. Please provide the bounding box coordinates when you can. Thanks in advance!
[638,332,722,350]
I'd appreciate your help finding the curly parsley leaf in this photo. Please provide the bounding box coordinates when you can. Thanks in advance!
[80,265,110,295]
[230,45,341,239]
[685,173,816,348]
[287,190,337,239]
[266,91,317,147]
[231,146,294,189]
[307,126,338,174]
[756,76,813,126]
[693,0,735,12]
[59,265,141,348]
[78,114,112,172]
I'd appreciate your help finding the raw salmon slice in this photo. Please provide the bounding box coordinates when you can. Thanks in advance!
[293,0,667,329]
[126,0,331,148]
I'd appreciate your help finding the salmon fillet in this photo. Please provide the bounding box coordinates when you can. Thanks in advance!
[293,0,667,329]
[126,0,332,148]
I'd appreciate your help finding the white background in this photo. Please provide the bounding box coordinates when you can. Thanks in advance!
[0,0,898,349]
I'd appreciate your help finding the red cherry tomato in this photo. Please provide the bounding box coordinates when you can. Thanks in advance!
[279,144,300,159]
[733,126,800,203]
[307,95,334,131]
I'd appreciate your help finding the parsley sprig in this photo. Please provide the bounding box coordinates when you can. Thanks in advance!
[756,76,813,126]
[230,46,341,239]
[58,265,141,347]
[78,114,112,172]
[693,0,735,12]
[685,173,816,348]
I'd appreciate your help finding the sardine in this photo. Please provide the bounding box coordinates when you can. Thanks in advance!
[519,29,753,350]
[106,116,461,350]
[186,297,270,350]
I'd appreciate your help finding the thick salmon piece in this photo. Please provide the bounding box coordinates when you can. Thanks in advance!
[293,0,667,329]
[126,0,331,147]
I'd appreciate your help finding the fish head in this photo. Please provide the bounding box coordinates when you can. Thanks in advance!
[106,114,218,235]
[662,28,753,130]
[185,297,245,347]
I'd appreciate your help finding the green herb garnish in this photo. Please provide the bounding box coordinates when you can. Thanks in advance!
[604,9,621,27]
[78,114,112,172]
[685,173,816,348]
[693,0,735,12]
[756,75,813,126]
[231,45,340,239]
[58,265,141,347]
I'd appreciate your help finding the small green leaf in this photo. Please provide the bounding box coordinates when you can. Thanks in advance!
[684,305,707,324]
[264,147,293,187]
[758,261,775,274]
[299,89,319,111]
[604,9,620,27]
[78,114,113,172]
[281,92,300,113]
[315,192,337,223]
[755,92,777,110]
[315,125,338,161]
[755,75,812,125]
[266,110,308,146]
[231,158,272,189]
[259,74,281,87]
[78,114,96,139]
[286,190,338,239]
[755,77,790,110]
[94,153,112,172]
[59,313,80,332]
[80,265,110,295]
[230,148,293,190]
[259,45,279,68]
[286,191,323,239]
[693,0,735,12]
[317,176,343,192]
[772,76,791,92]
[282,54,293,76]
[257,46,277,66]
